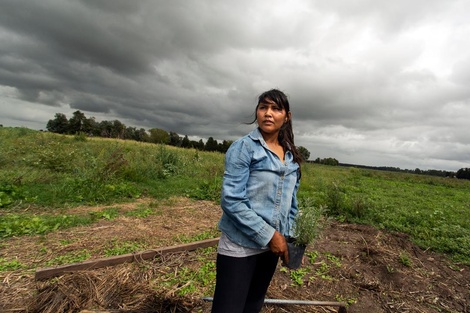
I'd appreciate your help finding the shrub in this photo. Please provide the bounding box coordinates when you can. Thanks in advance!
[293,197,327,246]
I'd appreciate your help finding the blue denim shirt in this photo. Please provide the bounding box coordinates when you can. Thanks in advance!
[218,128,300,249]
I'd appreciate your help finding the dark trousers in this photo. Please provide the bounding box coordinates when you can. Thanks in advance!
[211,251,279,313]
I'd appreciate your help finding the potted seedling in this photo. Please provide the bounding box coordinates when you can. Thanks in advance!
[286,198,326,269]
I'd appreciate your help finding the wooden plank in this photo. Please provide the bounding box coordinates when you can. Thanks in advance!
[35,237,219,281]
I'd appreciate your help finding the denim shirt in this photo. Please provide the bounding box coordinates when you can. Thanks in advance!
[218,128,300,249]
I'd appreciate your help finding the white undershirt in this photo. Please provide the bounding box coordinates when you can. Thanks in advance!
[217,232,269,257]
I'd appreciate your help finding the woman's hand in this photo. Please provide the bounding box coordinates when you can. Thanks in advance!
[268,231,289,265]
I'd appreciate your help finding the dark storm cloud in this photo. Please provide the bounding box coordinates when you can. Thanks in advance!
[0,0,469,171]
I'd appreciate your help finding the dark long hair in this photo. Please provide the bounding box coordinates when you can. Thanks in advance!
[251,89,303,167]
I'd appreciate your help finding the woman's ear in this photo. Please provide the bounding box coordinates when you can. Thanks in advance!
[285,112,292,122]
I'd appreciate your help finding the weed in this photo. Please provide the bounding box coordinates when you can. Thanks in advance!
[100,148,128,180]
[0,214,90,237]
[0,258,25,271]
[315,261,334,280]
[325,253,342,267]
[290,267,310,286]
[105,240,145,256]
[0,184,22,208]
[89,207,120,221]
[306,251,319,264]
[125,206,158,218]
[399,252,413,267]
[161,260,216,296]
[156,145,180,178]
[190,177,222,202]
[46,249,91,266]
[0,207,124,238]
[335,294,358,306]
[326,182,346,216]
[175,229,219,243]
[73,132,88,142]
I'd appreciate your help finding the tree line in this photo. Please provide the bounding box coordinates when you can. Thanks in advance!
[46,110,234,153]
[310,158,470,180]
[46,110,313,159]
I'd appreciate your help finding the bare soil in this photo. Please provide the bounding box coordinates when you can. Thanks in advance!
[0,197,468,313]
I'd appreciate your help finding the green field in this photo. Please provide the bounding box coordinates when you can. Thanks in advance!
[1,127,469,265]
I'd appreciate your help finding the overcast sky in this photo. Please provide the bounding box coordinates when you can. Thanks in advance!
[1,0,469,171]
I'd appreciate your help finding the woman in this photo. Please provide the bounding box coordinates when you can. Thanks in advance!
[211,89,303,313]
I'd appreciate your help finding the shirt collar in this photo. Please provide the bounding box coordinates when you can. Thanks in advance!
[249,127,293,155]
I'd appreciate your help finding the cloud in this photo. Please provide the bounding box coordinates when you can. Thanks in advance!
[0,0,469,171]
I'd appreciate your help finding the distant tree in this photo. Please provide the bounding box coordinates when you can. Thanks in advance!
[68,110,87,134]
[123,126,137,140]
[197,139,205,150]
[205,137,218,151]
[111,120,126,138]
[137,128,150,142]
[99,120,113,137]
[46,113,69,133]
[325,157,339,166]
[181,135,191,148]
[456,168,470,180]
[314,157,339,166]
[149,128,169,144]
[218,140,233,153]
[169,132,182,147]
[297,146,310,161]
[83,117,99,136]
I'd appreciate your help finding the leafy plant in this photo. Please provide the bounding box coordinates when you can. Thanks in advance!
[0,184,23,208]
[290,267,309,286]
[104,240,145,256]
[335,294,358,306]
[189,177,222,202]
[161,260,216,296]
[175,229,219,243]
[89,207,120,221]
[315,261,334,280]
[399,252,413,267]
[306,251,319,264]
[0,214,90,237]
[125,206,158,218]
[46,249,91,266]
[0,258,25,271]
[292,198,327,246]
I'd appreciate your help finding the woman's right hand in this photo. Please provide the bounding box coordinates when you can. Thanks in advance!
[268,231,289,264]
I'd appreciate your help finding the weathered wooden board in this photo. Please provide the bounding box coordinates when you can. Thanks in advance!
[35,237,219,280]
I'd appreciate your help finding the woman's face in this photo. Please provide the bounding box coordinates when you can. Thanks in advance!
[256,98,289,136]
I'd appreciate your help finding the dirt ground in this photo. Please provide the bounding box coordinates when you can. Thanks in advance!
[0,197,468,313]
